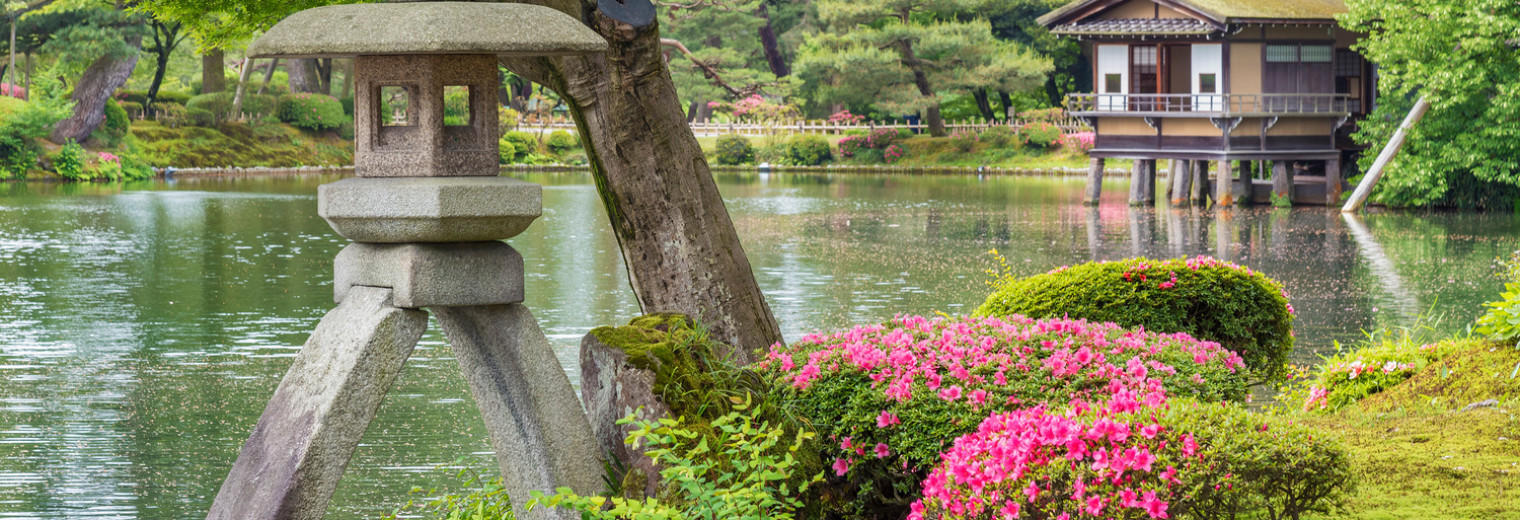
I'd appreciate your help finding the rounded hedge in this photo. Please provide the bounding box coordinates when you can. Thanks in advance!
[186,107,216,127]
[546,130,578,154]
[1021,122,1062,149]
[498,139,516,164]
[976,256,1295,383]
[102,100,129,142]
[501,131,538,160]
[715,135,755,165]
[186,93,233,123]
[276,93,346,130]
[787,134,832,166]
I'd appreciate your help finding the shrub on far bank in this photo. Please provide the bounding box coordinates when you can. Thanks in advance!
[978,255,1296,384]
[980,125,1018,147]
[0,90,70,178]
[1021,122,1063,149]
[53,141,88,181]
[787,134,832,166]
[501,131,538,161]
[102,100,130,146]
[715,134,755,165]
[546,130,578,155]
[497,139,516,164]
[277,93,346,130]
[949,130,977,152]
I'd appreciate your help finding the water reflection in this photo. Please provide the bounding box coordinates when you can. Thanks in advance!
[0,172,1515,519]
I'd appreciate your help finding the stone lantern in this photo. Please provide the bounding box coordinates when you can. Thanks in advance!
[206,4,607,520]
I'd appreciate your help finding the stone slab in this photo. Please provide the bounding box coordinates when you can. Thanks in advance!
[247,2,607,59]
[207,286,427,520]
[319,177,542,242]
[435,304,604,520]
[334,242,524,308]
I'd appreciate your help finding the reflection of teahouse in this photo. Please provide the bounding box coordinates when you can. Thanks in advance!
[207,3,608,520]
[1038,0,1376,207]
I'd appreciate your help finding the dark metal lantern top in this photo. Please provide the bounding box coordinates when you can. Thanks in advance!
[247,2,608,59]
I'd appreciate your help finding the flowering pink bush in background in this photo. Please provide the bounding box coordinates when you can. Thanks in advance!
[0,83,25,99]
[1062,131,1096,151]
[828,109,865,125]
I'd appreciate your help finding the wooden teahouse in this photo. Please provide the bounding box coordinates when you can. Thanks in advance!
[1038,0,1375,206]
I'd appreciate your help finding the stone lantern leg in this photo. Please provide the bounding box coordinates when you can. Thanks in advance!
[205,4,608,520]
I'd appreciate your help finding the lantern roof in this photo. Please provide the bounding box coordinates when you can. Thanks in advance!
[248,2,607,59]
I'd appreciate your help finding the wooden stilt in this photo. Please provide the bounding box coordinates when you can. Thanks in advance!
[1141,160,1157,204]
[1233,160,1251,206]
[1325,157,1343,206]
[1129,160,1146,206]
[1190,160,1208,206]
[1214,160,1233,207]
[1170,160,1192,206]
[1084,157,1104,205]
[1271,161,1293,207]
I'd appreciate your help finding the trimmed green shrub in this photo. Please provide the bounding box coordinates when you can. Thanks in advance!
[980,126,1018,147]
[546,130,578,154]
[102,100,130,145]
[497,139,516,164]
[1020,122,1062,149]
[340,96,354,116]
[276,93,346,130]
[977,256,1296,383]
[949,130,978,152]
[502,130,538,159]
[242,94,278,120]
[186,92,233,124]
[499,106,520,134]
[186,107,216,127]
[337,120,355,140]
[154,91,192,105]
[54,141,88,181]
[118,101,144,118]
[786,135,832,166]
[715,135,755,165]
[155,103,187,126]
[116,90,149,105]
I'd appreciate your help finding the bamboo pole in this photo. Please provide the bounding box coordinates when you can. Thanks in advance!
[1342,95,1431,213]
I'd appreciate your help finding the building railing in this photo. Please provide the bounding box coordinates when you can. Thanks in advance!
[1067,93,1360,116]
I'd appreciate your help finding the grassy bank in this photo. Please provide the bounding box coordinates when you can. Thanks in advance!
[127,120,352,169]
[696,133,1098,171]
[1288,337,1520,519]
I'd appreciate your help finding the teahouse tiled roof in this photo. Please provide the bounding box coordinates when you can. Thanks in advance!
[1050,17,1218,37]
[1038,0,1346,28]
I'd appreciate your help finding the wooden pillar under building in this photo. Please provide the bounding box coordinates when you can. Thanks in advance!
[1214,160,1233,207]
[1233,160,1251,206]
[1271,161,1294,206]
[1190,160,1208,206]
[1084,157,1104,205]
[1128,160,1146,206]
[1325,157,1343,206]
[1142,160,1157,204]
[1170,160,1192,206]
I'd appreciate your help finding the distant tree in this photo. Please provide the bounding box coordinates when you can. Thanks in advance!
[37,2,146,142]
[983,0,1089,111]
[657,0,799,118]
[798,0,1051,136]
[1341,0,1520,209]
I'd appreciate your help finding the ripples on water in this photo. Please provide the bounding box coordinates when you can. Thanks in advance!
[0,172,1515,519]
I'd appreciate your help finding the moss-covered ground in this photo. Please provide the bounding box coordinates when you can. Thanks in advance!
[1298,340,1520,519]
[126,120,352,168]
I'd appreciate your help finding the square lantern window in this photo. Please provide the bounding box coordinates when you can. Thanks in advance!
[380,85,414,127]
[444,85,471,127]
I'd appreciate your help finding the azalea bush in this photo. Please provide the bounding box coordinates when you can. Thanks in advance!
[758,315,1248,518]
[1063,131,1096,151]
[1283,322,1459,412]
[914,399,1353,520]
[837,128,901,162]
[828,109,865,125]
[980,126,1019,148]
[949,130,978,152]
[1021,123,1063,149]
[787,135,832,166]
[978,255,1296,384]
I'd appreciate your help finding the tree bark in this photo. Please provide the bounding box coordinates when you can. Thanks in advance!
[202,48,226,94]
[317,57,333,95]
[898,39,945,137]
[972,89,996,121]
[755,2,789,77]
[287,58,322,93]
[52,36,141,143]
[499,0,783,359]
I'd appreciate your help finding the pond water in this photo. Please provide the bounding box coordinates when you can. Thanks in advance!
[1,171,1515,519]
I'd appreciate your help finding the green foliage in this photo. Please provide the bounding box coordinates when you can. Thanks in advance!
[528,408,821,520]
[386,465,515,520]
[1020,122,1062,149]
[786,135,832,166]
[185,107,216,127]
[1476,283,1520,342]
[443,87,470,126]
[102,100,130,146]
[979,125,1018,147]
[276,93,346,131]
[154,91,192,106]
[498,106,520,134]
[0,86,72,178]
[54,141,88,181]
[797,0,1051,128]
[339,96,354,116]
[948,130,977,152]
[1283,317,1462,412]
[501,131,538,161]
[497,139,516,165]
[545,130,578,155]
[1164,401,1355,520]
[715,135,756,165]
[977,255,1297,383]
[126,120,352,168]
[118,101,144,118]
[1341,0,1520,209]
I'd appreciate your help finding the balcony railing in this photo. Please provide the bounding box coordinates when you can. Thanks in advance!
[1067,93,1359,116]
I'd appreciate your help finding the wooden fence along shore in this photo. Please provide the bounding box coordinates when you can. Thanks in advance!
[157,163,1134,178]
[514,115,1093,137]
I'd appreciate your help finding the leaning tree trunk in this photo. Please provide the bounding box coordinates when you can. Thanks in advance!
[899,40,945,137]
[755,3,789,77]
[202,48,226,94]
[51,37,141,143]
[972,89,997,121]
[500,0,784,360]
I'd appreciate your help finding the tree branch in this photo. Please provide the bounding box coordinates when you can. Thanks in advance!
[660,37,741,97]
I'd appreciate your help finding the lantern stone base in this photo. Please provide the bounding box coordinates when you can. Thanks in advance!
[319,177,542,243]
[334,241,525,308]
